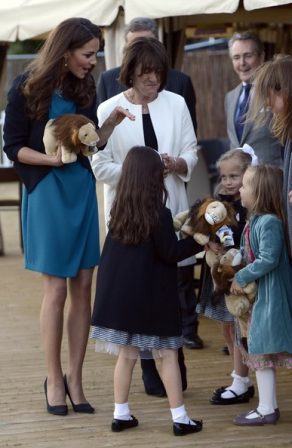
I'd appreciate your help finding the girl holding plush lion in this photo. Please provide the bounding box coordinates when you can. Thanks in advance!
[197,147,257,405]
[91,146,203,436]
[3,17,134,416]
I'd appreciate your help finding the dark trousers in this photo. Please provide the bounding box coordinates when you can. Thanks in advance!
[178,265,199,337]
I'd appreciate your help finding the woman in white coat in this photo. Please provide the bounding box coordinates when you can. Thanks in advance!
[91,36,198,397]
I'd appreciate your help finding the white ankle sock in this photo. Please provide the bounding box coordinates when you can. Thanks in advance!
[170,405,195,425]
[114,402,133,421]
[221,371,249,399]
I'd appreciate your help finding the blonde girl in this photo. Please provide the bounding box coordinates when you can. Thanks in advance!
[197,147,257,405]
[231,165,292,426]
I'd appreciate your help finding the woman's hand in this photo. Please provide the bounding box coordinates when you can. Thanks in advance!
[17,145,63,167]
[52,144,64,167]
[107,106,136,127]
[230,278,245,295]
[160,154,187,177]
[97,107,135,147]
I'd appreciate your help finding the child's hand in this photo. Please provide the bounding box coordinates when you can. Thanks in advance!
[230,278,245,295]
[206,241,225,258]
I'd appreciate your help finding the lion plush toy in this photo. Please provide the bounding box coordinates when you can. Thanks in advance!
[43,114,100,164]
[173,198,256,336]
[211,248,257,336]
[173,197,237,245]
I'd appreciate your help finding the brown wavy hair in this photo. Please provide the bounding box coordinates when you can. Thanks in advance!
[246,165,291,257]
[119,37,169,91]
[109,146,168,245]
[22,17,102,120]
[248,55,292,145]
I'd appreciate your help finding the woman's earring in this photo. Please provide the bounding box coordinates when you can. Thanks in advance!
[129,79,132,85]
[64,57,68,67]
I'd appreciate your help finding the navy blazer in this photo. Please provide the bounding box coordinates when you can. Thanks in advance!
[4,73,99,193]
[96,66,197,132]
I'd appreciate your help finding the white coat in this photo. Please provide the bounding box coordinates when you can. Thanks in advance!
[92,90,198,266]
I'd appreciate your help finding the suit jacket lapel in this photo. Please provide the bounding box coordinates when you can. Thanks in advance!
[230,84,242,145]
[241,108,254,142]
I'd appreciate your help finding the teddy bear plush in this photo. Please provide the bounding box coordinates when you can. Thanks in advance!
[211,248,257,336]
[43,114,100,164]
[173,197,237,245]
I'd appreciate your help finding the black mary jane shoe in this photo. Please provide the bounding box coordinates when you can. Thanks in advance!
[213,385,255,398]
[111,415,139,432]
[64,375,95,414]
[209,389,250,405]
[173,419,203,436]
[44,378,68,416]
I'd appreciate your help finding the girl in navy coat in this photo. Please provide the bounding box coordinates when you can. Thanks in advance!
[91,146,203,436]
[231,165,292,426]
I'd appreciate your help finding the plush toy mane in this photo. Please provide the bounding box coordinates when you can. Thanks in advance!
[187,197,237,236]
[47,114,96,151]
[211,261,246,296]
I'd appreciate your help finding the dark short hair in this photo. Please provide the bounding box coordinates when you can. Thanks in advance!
[124,17,158,41]
[119,37,168,91]
[228,31,264,56]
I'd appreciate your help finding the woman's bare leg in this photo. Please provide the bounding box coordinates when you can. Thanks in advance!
[66,268,94,403]
[40,274,67,406]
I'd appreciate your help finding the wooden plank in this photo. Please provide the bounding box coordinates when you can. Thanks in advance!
[1,184,292,447]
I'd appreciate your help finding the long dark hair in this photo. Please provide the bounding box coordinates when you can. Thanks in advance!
[23,17,102,120]
[109,146,168,245]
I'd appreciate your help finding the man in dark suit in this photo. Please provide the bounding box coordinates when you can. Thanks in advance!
[96,17,203,398]
[225,31,282,167]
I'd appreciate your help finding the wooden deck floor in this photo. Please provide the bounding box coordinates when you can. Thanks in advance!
[1,183,292,448]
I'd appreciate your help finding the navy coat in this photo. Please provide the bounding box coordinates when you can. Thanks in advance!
[4,73,99,193]
[91,207,202,337]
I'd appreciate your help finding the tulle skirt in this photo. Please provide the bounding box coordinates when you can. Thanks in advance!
[91,325,183,359]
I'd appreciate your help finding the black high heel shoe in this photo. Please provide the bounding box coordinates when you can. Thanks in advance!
[44,378,68,416]
[64,375,95,413]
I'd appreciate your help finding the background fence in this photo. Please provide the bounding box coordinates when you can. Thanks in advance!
[3,49,239,141]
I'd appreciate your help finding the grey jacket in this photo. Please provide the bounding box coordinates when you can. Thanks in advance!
[225,84,283,167]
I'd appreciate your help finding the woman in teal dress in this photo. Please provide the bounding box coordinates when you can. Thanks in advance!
[4,17,134,416]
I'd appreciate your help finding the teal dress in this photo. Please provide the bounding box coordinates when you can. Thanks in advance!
[22,93,100,277]
[235,214,292,358]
